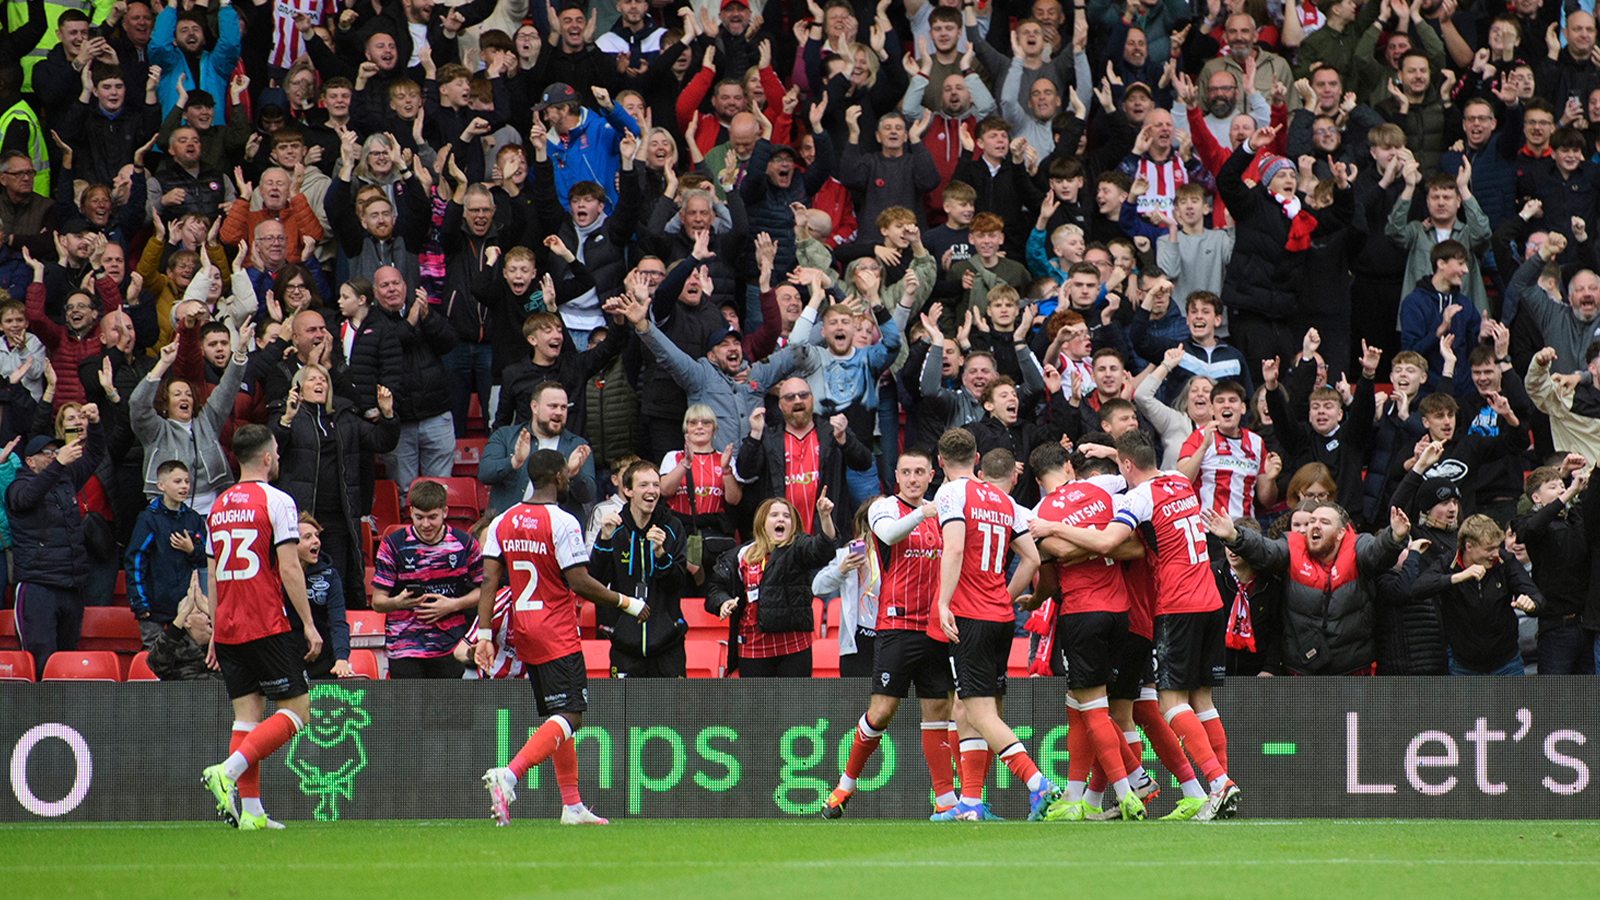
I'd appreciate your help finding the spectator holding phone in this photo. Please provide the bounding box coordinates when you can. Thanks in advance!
[812,499,881,678]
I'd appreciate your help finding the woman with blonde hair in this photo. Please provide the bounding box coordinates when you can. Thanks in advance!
[812,498,880,677]
[706,492,838,677]
[270,363,400,611]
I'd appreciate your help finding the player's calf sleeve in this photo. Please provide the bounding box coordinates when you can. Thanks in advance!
[1064,704,1093,786]
[553,738,582,807]
[840,714,886,789]
[230,722,259,799]
[920,722,955,797]
[958,738,989,801]
[1163,703,1223,784]
[225,710,302,780]
[1196,708,1228,774]
[1134,698,1195,783]
[510,716,574,780]
[998,742,1045,791]
[1080,699,1128,784]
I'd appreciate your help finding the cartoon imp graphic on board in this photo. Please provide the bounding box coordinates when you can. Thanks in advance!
[284,684,371,821]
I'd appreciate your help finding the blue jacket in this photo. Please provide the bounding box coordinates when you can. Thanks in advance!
[479,424,596,523]
[7,422,106,590]
[148,6,242,121]
[123,498,206,622]
[1400,278,1480,395]
[288,556,350,665]
[545,105,638,212]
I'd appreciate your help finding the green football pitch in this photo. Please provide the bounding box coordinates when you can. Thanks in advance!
[4,819,1598,900]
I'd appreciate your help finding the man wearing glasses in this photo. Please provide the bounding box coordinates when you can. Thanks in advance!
[733,376,873,541]
[1440,97,1519,229]
[0,152,53,249]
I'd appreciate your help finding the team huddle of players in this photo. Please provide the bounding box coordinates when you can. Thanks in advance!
[192,423,1240,827]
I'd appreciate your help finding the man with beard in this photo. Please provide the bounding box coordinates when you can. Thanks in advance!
[903,47,995,196]
[481,380,595,523]
[329,129,427,288]
[147,3,240,117]
[372,265,457,497]
[839,109,940,244]
[741,101,834,285]
[589,461,687,676]
[1204,501,1410,678]
[734,375,873,539]
[1185,69,1269,150]
[1198,15,1298,115]
[622,283,810,453]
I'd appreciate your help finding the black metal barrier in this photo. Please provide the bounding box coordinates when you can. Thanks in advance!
[3,678,1597,821]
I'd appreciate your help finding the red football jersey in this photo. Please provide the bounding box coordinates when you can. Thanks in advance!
[784,430,821,533]
[207,481,300,645]
[868,495,943,633]
[935,477,1030,622]
[1122,556,1157,640]
[482,503,588,666]
[1113,473,1222,616]
[1034,480,1129,615]
[661,450,729,518]
[1178,427,1266,520]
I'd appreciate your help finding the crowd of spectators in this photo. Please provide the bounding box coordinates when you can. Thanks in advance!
[3,0,1599,680]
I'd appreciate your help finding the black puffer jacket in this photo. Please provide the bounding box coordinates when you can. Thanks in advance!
[1374,544,1448,676]
[269,396,400,555]
[529,156,640,317]
[334,307,405,417]
[1225,522,1405,676]
[705,530,835,674]
[8,422,106,589]
[381,303,459,422]
[1215,145,1306,320]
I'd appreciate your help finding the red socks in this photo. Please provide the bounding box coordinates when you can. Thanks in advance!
[1135,699,1196,783]
[1165,704,1224,784]
[553,738,581,806]
[958,739,991,801]
[843,715,886,783]
[238,709,300,768]
[920,722,954,798]
[229,726,258,800]
[510,717,573,780]
[1064,707,1093,785]
[1198,709,1229,773]
[1081,703,1128,784]
[998,742,1041,790]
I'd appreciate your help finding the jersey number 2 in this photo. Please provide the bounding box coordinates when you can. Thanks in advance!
[977,522,1008,573]
[213,529,262,582]
[512,560,543,611]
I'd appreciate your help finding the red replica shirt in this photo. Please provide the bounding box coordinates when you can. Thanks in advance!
[1034,480,1129,615]
[868,495,943,634]
[482,503,588,666]
[735,553,814,658]
[1113,473,1223,617]
[784,429,821,533]
[661,450,728,518]
[207,481,300,645]
[935,477,1030,622]
[466,587,525,679]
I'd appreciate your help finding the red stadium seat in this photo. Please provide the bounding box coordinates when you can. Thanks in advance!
[381,524,408,540]
[346,611,386,649]
[811,639,840,677]
[347,649,380,679]
[825,598,841,637]
[360,521,374,567]
[0,649,34,681]
[681,602,726,642]
[579,602,596,639]
[582,640,612,678]
[453,438,486,477]
[126,651,158,681]
[812,598,824,636]
[1007,638,1031,678]
[0,613,18,650]
[685,641,723,678]
[111,570,128,606]
[466,394,486,435]
[42,651,123,682]
[371,480,401,533]
[409,477,486,525]
[79,607,142,654]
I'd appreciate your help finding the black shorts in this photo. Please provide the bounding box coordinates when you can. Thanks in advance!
[1058,610,1126,691]
[871,629,957,699]
[1153,608,1227,691]
[951,617,1013,699]
[1109,633,1154,701]
[215,631,309,702]
[529,651,589,716]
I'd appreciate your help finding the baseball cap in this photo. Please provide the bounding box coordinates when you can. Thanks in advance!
[24,435,62,457]
[1419,477,1460,506]
[1123,81,1153,100]
[721,0,749,8]
[769,144,799,163]
[705,327,743,354]
[533,83,579,111]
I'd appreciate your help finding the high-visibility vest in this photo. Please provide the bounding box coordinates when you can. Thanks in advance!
[8,0,113,92]
[0,99,48,197]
